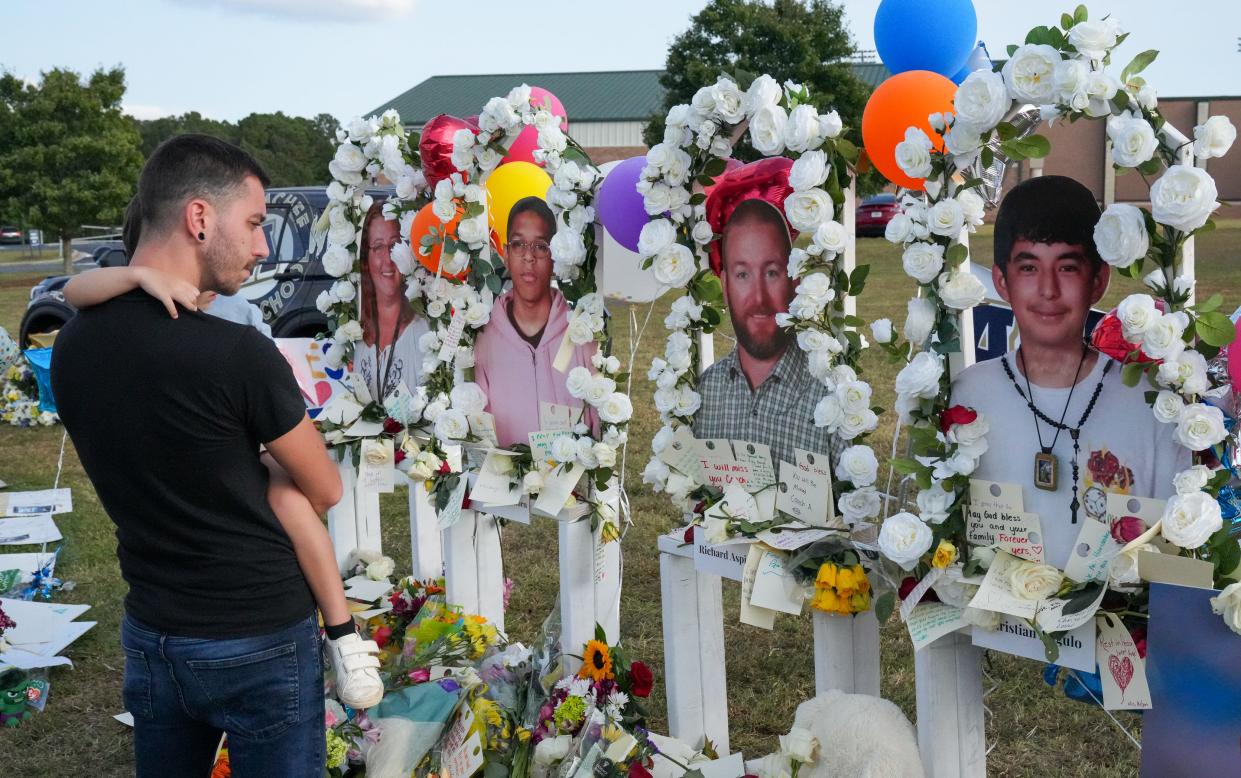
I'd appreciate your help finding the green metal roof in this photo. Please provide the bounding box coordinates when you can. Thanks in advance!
[368,65,892,125]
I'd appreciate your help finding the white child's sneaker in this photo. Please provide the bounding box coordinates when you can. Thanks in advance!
[326,633,384,709]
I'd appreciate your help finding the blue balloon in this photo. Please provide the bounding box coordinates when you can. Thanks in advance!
[875,0,978,78]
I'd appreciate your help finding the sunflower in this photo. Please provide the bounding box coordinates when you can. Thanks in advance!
[578,639,614,682]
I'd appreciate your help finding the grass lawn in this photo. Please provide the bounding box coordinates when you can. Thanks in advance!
[8,224,1241,776]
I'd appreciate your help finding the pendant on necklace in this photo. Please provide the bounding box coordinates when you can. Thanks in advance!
[1034,450,1058,491]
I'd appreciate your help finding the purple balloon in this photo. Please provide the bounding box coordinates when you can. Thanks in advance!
[596,155,648,253]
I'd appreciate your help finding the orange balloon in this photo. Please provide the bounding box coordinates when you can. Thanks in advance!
[409,202,467,279]
[861,70,958,191]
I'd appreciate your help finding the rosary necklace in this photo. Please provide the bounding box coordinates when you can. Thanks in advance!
[1000,345,1112,523]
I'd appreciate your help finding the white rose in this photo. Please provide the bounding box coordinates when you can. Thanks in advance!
[947,416,990,458]
[1161,491,1223,549]
[1150,165,1219,232]
[330,279,356,304]
[813,394,842,429]
[670,387,700,418]
[795,272,834,303]
[574,437,599,469]
[591,442,617,469]
[1141,311,1188,361]
[566,366,592,400]
[1175,403,1227,450]
[903,297,938,345]
[937,271,986,310]
[664,148,693,187]
[1082,71,1120,117]
[1151,390,1185,424]
[338,320,363,342]
[1068,18,1120,61]
[943,124,983,166]
[779,727,820,764]
[784,188,834,232]
[894,127,933,179]
[1210,581,1241,635]
[549,229,586,268]
[713,78,746,123]
[333,142,367,173]
[1109,543,1158,590]
[869,318,893,344]
[743,74,782,115]
[1194,115,1236,160]
[838,487,882,523]
[916,481,955,524]
[902,242,945,284]
[783,105,823,153]
[549,435,578,464]
[449,382,486,415]
[599,392,633,424]
[366,556,395,581]
[522,469,545,495]
[819,110,843,139]
[637,218,677,258]
[812,220,848,255]
[1009,561,1064,600]
[884,213,914,244]
[895,351,944,400]
[533,734,573,767]
[1002,44,1061,105]
[315,290,335,314]
[1107,114,1158,168]
[322,244,353,277]
[788,150,829,192]
[749,104,788,155]
[457,215,488,246]
[434,408,469,441]
[1094,203,1149,268]
[835,380,871,416]
[1172,464,1213,495]
[878,512,934,570]
[584,375,616,407]
[1116,294,1159,342]
[651,243,697,287]
[956,190,986,229]
[643,182,673,216]
[953,70,1010,132]
[836,445,878,487]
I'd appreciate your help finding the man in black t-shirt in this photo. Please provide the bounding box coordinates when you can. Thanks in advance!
[52,135,343,777]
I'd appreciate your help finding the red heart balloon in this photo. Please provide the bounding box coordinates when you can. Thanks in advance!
[419,114,479,190]
[314,380,332,407]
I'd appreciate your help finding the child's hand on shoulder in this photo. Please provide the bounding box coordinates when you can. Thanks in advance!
[137,267,200,318]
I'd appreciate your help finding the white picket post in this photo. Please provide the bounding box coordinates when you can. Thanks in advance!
[915,631,987,778]
[812,610,881,696]
[354,484,383,555]
[327,458,359,573]
[593,478,623,642]
[406,475,444,581]
[694,565,729,754]
[558,517,597,674]
[474,512,506,632]
[443,509,481,616]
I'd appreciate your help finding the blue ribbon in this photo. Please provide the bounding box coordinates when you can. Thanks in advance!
[19,548,61,601]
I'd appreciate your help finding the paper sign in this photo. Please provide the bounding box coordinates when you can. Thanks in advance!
[0,489,72,517]
[755,526,832,551]
[538,402,576,433]
[1106,493,1165,528]
[739,544,777,629]
[972,613,1096,672]
[0,515,62,545]
[969,479,1024,512]
[1096,613,1151,710]
[358,439,395,494]
[552,330,575,373]
[1063,519,1120,583]
[470,452,521,507]
[342,418,385,439]
[749,549,804,615]
[436,477,469,530]
[966,551,1038,619]
[693,538,749,582]
[907,602,970,651]
[754,488,777,523]
[532,464,584,518]
[381,382,419,426]
[696,439,755,491]
[733,441,776,490]
[658,424,704,481]
[444,445,463,474]
[776,449,834,527]
[966,506,1045,561]
[467,412,498,448]
[527,431,563,466]
[1034,584,1107,632]
[694,753,747,778]
[343,576,393,603]
[0,553,55,584]
[442,705,484,778]
[1138,551,1215,589]
[437,310,467,365]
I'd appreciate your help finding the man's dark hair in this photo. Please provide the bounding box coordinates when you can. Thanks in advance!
[137,133,270,240]
[994,175,1103,274]
[121,196,141,255]
[506,196,555,240]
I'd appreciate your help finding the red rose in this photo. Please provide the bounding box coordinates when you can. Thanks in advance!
[371,625,392,649]
[1091,303,1166,364]
[628,661,654,697]
[683,526,695,544]
[940,405,978,433]
[898,576,939,604]
[1130,625,1147,659]
[629,763,653,778]
[383,417,404,435]
[438,461,452,474]
[1110,516,1145,544]
[394,449,407,465]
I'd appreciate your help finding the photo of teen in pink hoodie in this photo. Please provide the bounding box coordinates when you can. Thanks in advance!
[473,197,599,449]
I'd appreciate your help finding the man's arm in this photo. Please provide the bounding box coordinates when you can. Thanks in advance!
[63,266,199,317]
[263,416,344,515]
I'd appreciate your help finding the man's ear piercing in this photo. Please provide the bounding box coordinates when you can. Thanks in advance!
[198,232,205,241]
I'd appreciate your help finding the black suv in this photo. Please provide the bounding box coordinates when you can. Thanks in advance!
[19,186,392,345]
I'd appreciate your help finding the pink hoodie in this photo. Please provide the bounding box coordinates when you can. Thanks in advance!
[474,288,599,449]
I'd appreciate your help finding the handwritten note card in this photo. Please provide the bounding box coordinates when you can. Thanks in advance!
[658,425,704,481]
[965,506,1045,562]
[775,449,833,527]
[358,439,395,494]
[739,544,777,629]
[966,551,1038,619]
[696,439,755,491]
[906,602,969,651]
[733,441,777,490]
[538,402,576,433]
[749,549,805,615]
[1062,518,1119,583]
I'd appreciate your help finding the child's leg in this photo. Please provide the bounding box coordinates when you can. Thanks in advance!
[263,455,351,628]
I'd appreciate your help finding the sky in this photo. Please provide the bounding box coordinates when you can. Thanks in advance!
[3,0,1238,123]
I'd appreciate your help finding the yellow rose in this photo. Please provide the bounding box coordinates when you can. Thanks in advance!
[811,588,841,613]
[931,539,958,569]
[816,562,838,588]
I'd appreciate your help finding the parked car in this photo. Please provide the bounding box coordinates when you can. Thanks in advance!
[855,193,902,237]
[18,186,393,346]
[0,226,23,245]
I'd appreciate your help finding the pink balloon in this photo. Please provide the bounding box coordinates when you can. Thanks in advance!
[502,86,569,166]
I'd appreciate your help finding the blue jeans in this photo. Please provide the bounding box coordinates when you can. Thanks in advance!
[121,612,325,778]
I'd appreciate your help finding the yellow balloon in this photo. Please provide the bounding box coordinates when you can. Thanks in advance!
[486,161,553,248]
